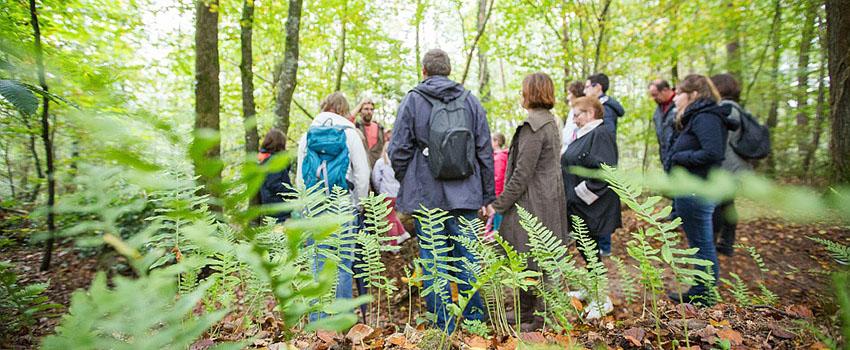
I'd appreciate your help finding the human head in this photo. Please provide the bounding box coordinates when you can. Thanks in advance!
[320,92,350,118]
[355,97,375,123]
[710,73,741,102]
[584,73,609,98]
[492,132,506,150]
[384,128,392,143]
[261,128,286,153]
[567,81,585,106]
[648,79,675,105]
[673,74,721,121]
[422,49,451,78]
[571,96,604,128]
[521,72,556,110]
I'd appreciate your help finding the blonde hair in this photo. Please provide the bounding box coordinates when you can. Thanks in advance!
[572,96,604,120]
[320,92,350,117]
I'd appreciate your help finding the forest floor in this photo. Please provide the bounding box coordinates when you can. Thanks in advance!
[2,203,848,349]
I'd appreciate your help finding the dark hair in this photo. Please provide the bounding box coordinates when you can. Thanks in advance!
[587,73,610,93]
[710,73,741,102]
[492,132,506,148]
[572,96,604,120]
[649,79,671,91]
[567,81,585,98]
[261,128,287,153]
[676,74,721,128]
[423,49,451,76]
[521,72,556,109]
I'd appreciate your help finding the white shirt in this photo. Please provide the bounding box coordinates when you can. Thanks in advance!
[561,109,579,155]
[371,157,400,197]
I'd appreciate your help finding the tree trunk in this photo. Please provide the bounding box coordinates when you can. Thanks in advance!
[23,118,43,202]
[334,0,347,92]
[764,0,782,176]
[415,0,422,80]
[460,0,494,86]
[274,0,304,139]
[591,0,612,74]
[725,1,742,80]
[30,0,56,272]
[803,37,827,177]
[561,8,571,105]
[477,0,490,102]
[3,138,16,199]
[795,4,816,162]
[826,0,850,184]
[241,0,259,154]
[194,0,222,198]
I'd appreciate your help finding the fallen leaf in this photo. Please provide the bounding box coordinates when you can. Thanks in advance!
[709,319,731,328]
[571,297,583,311]
[717,328,743,346]
[786,304,814,318]
[677,303,698,318]
[387,333,407,346]
[316,330,338,344]
[810,341,830,350]
[466,335,490,349]
[623,327,645,347]
[346,323,374,344]
[497,337,517,350]
[519,332,546,344]
[768,324,796,339]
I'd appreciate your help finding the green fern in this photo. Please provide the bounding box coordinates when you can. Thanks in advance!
[735,244,769,273]
[412,206,461,327]
[610,256,639,304]
[808,236,850,265]
[0,261,60,339]
[720,273,752,307]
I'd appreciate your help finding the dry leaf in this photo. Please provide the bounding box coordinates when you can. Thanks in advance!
[768,325,796,339]
[387,333,407,346]
[466,335,490,350]
[717,328,743,346]
[571,297,584,311]
[786,304,814,318]
[677,303,698,318]
[623,327,645,347]
[497,337,517,350]
[316,330,338,345]
[520,332,546,344]
[346,323,375,344]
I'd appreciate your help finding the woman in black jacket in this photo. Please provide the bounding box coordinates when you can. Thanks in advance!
[258,128,293,223]
[664,74,735,305]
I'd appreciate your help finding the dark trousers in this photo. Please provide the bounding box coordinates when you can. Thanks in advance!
[712,199,737,253]
[674,195,719,296]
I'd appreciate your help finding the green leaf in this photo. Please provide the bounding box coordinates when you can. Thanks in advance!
[0,79,38,115]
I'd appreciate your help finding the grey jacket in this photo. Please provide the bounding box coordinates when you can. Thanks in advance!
[719,100,753,173]
[388,76,496,213]
[653,102,677,167]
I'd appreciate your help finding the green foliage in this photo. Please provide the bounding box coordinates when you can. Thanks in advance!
[412,205,458,325]
[808,236,850,264]
[0,79,38,115]
[610,256,638,305]
[571,215,609,311]
[0,261,60,340]
[462,319,491,338]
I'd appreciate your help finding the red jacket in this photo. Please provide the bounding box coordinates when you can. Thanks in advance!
[494,149,509,196]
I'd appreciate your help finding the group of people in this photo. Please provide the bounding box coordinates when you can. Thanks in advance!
[257,48,754,333]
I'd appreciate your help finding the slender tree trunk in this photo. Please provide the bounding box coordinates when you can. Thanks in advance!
[274,0,304,139]
[23,118,43,202]
[804,40,827,177]
[764,0,782,176]
[826,0,850,184]
[460,0,494,85]
[30,0,56,272]
[334,0,347,92]
[241,0,259,154]
[415,0,423,80]
[591,0,612,73]
[477,0,490,102]
[560,8,571,105]
[3,138,16,199]
[194,0,222,198]
[725,1,742,80]
[795,4,816,162]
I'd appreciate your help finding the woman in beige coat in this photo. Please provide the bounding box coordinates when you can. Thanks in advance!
[492,72,569,331]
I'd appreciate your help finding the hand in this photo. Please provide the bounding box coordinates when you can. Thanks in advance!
[479,204,495,218]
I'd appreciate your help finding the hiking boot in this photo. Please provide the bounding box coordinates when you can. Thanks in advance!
[716,244,734,257]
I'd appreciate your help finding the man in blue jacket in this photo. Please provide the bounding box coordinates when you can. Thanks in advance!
[388,48,495,333]
[584,73,626,135]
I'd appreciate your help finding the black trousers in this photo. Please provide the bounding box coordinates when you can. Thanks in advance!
[712,199,738,252]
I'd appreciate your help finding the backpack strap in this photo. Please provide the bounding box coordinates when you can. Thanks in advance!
[408,89,472,150]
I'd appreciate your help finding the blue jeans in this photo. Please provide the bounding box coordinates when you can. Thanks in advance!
[307,218,356,322]
[596,232,612,255]
[415,209,485,333]
[674,194,719,296]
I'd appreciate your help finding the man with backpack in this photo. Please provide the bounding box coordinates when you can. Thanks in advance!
[710,73,770,256]
[388,48,495,333]
[295,92,370,318]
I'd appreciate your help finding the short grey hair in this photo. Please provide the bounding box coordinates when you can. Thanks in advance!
[423,49,451,76]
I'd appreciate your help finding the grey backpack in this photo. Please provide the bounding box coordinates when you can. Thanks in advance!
[412,89,475,180]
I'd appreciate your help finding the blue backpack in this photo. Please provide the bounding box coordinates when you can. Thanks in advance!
[302,122,351,192]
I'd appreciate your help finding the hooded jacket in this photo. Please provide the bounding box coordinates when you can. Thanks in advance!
[388,75,496,213]
[600,95,626,135]
[295,111,371,205]
[653,100,677,167]
[664,98,737,178]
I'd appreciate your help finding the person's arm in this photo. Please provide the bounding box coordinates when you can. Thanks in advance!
[388,94,415,182]
[603,105,617,134]
[295,135,307,189]
[670,114,726,168]
[346,128,371,203]
[492,126,541,213]
[574,129,618,205]
[473,98,496,205]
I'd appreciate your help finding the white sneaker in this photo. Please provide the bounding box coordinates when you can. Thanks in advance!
[584,296,613,320]
[396,231,411,245]
[567,289,587,301]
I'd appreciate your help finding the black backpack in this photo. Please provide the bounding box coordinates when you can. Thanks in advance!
[411,89,475,180]
[730,105,771,160]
